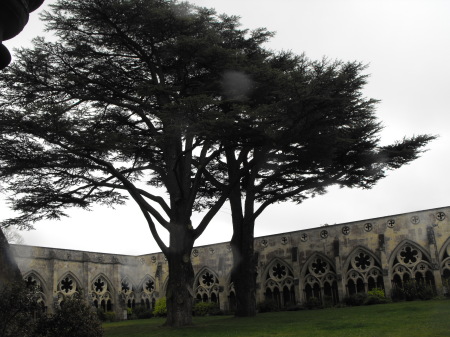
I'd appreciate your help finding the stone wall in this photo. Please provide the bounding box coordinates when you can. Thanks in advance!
[10,206,450,316]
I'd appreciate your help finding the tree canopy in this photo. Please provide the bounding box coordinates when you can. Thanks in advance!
[203,52,434,316]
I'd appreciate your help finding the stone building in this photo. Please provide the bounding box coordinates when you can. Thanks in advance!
[11,206,450,317]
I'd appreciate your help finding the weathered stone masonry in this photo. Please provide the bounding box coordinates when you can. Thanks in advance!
[11,206,450,316]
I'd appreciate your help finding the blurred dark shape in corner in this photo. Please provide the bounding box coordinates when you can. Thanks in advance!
[0,228,22,287]
[0,0,45,70]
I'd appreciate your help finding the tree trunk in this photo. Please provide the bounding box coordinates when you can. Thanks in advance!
[230,217,257,317]
[164,225,195,327]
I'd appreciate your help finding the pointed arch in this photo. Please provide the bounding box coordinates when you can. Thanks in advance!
[263,258,295,281]
[57,272,82,296]
[120,275,136,295]
[389,240,436,294]
[23,270,47,312]
[139,274,156,295]
[344,246,384,294]
[300,253,338,305]
[300,253,336,279]
[389,240,432,269]
[138,274,158,309]
[440,238,450,290]
[263,258,295,308]
[55,272,83,308]
[90,273,114,312]
[23,270,47,293]
[120,275,136,309]
[342,246,382,274]
[194,267,220,304]
[438,237,450,261]
[91,273,115,293]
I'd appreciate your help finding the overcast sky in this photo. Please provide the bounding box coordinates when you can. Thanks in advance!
[2,0,449,255]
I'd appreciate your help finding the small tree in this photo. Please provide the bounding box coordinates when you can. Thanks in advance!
[34,295,103,337]
[0,281,40,337]
[205,53,434,316]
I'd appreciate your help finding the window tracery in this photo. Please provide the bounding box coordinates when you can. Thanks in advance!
[120,277,135,309]
[302,255,338,305]
[23,272,47,312]
[346,249,384,295]
[265,260,296,308]
[55,273,80,308]
[195,269,220,304]
[391,242,434,290]
[140,275,157,309]
[57,274,78,295]
[91,275,113,312]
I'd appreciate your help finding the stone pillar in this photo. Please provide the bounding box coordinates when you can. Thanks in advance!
[290,246,302,305]
[49,250,57,314]
[218,283,227,311]
[333,238,345,303]
[112,256,122,317]
[82,252,90,304]
[378,234,392,297]
[427,227,444,294]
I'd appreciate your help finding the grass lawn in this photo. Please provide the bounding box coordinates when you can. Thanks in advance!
[103,300,450,337]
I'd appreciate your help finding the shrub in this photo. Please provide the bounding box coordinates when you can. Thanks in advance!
[442,278,450,298]
[193,302,221,316]
[0,281,41,337]
[304,297,323,310]
[322,295,335,308]
[132,305,153,319]
[152,297,167,317]
[344,293,367,306]
[417,283,435,300]
[97,309,107,322]
[257,300,279,313]
[34,296,103,337]
[97,309,116,322]
[104,311,116,322]
[365,288,390,305]
[0,282,103,337]
[392,281,436,302]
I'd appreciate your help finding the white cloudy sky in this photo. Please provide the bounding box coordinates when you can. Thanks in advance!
[1,0,449,255]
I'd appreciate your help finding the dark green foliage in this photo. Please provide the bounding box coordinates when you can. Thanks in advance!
[98,309,117,322]
[304,297,323,310]
[0,281,41,337]
[131,305,153,319]
[257,300,280,313]
[344,293,368,306]
[193,302,222,316]
[0,282,102,337]
[391,281,435,301]
[97,309,107,322]
[34,296,103,337]
[364,288,390,305]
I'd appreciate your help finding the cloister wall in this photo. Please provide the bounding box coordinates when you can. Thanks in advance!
[11,206,450,317]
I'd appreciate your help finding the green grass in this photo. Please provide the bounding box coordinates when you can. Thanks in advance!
[103,300,450,337]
